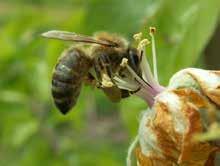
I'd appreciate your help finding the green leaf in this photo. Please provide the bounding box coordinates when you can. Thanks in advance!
[12,120,38,147]
[144,0,220,84]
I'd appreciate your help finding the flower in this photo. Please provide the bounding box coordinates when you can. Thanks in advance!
[123,28,220,166]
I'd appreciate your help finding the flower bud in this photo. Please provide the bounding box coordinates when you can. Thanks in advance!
[135,68,220,166]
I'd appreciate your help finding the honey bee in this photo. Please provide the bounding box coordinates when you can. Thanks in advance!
[42,30,142,114]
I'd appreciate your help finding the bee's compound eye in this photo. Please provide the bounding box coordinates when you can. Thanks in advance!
[128,48,139,63]
[127,48,140,71]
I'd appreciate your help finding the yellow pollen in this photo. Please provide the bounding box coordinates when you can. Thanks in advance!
[133,32,143,41]
[102,73,113,87]
[120,58,128,67]
[138,39,150,50]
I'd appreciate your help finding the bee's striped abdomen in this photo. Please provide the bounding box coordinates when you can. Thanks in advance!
[52,47,91,114]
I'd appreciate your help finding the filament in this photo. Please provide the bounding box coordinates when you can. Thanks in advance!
[149,27,159,83]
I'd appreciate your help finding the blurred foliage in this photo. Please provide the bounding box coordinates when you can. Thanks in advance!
[0,0,219,165]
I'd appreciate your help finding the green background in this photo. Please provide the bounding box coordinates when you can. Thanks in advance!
[0,0,219,165]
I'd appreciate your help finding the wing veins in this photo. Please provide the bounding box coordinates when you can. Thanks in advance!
[41,30,118,47]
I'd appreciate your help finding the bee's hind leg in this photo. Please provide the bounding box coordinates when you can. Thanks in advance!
[84,72,101,88]
[99,55,115,83]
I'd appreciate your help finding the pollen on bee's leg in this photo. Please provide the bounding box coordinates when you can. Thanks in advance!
[101,73,114,87]
[120,58,128,67]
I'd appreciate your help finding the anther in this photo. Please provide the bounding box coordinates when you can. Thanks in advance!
[149,27,156,34]
[137,39,150,50]
[133,32,143,41]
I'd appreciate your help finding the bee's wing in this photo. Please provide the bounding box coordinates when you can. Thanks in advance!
[41,30,118,47]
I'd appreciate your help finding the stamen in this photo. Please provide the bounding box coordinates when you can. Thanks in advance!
[139,48,157,86]
[137,39,150,51]
[149,27,158,83]
[120,58,159,95]
[119,58,144,88]
[113,76,138,91]
[113,28,165,107]
[113,58,140,91]
[114,55,164,106]
[124,59,149,87]
[136,38,157,87]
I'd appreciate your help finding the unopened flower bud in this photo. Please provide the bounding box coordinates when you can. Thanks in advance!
[135,68,220,166]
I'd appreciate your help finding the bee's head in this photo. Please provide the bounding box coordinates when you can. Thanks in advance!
[113,27,165,107]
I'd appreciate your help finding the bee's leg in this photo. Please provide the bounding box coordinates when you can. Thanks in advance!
[94,60,102,82]
[84,72,101,88]
[103,55,113,78]
[99,55,114,81]
[93,56,112,88]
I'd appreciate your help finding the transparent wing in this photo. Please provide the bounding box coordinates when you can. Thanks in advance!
[41,30,118,47]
